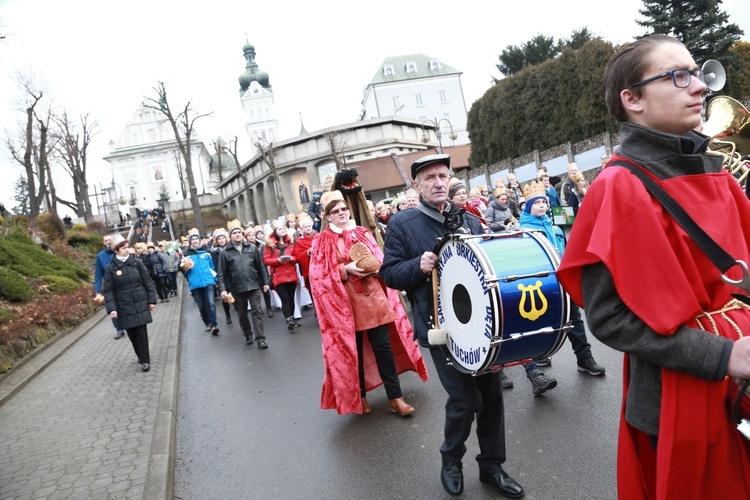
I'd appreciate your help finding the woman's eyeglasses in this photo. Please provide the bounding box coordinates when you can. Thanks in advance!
[329,207,349,215]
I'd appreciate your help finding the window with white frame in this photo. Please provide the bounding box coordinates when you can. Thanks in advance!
[415,93,423,106]
[439,90,447,103]
[392,96,401,110]
[384,65,394,76]
[430,59,440,70]
[406,62,416,73]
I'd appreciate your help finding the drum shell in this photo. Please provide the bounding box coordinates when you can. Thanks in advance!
[436,232,570,375]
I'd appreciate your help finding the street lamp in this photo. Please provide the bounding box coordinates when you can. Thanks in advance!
[421,118,458,154]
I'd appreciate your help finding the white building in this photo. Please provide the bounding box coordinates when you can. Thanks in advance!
[217,116,435,224]
[359,54,469,147]
[238,42,278,155]
[103,103,214,212]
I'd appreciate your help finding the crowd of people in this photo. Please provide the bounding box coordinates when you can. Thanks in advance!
[92,36,750,498]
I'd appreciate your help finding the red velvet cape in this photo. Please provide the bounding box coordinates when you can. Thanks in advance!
[309,224,428,415]
[558,156,750,499]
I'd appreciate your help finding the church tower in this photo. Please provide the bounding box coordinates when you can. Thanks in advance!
[238,41,278,154]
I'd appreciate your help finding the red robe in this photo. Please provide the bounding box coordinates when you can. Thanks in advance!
[309,223,428,415]
[558,156,750,499]
[292,234,315,282]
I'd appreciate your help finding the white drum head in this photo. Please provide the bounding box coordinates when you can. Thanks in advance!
[437,238,500,373]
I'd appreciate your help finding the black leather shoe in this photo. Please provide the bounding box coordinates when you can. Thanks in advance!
[258,340,268,349]
[226,317,232,324]
[479,468,524,499]
[245,336,254,345]
[266,310,273,318]
[441,463,463,496]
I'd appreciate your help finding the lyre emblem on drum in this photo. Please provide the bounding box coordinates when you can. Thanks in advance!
[517,280,547,321]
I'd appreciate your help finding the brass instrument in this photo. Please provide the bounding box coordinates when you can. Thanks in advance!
[702,95,750,188]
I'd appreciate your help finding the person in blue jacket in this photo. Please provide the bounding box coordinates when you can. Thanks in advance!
[519,181,605,376]
[182,229,220,336]
[94,233,126,339]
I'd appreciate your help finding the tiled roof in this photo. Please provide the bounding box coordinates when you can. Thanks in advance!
[369,54,461,85]
[345,144,473,192]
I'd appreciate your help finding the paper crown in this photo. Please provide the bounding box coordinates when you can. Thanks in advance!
[320,190,344,209]
[493,186,507,197]
[570,171,586,183]
[187,227,201,239]
[285,213,296,222]
[226,219,242,233]
[523,180,547,201]
[111,234,126,249]
[213,228,228,238]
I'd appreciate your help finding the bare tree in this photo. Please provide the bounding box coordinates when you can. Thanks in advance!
[5,73,52,219]
[173,149,187,199]
[223,136,257,223]
[52,111,97,221]
[323,130,348,170]
[144,82,211,235]
[211,137,224,183]
[253,138,289,217]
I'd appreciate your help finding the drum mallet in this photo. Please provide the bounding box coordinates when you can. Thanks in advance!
[427,268,448,345]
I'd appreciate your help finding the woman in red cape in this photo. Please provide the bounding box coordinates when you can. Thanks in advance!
[309,191,428,415]
[558,35,750,499]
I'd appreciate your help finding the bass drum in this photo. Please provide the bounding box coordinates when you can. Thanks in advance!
[436,232,570,375]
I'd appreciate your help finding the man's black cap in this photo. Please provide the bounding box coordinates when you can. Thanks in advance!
[410,153,450,180]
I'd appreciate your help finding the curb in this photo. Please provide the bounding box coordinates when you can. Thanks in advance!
[144,280,184,500]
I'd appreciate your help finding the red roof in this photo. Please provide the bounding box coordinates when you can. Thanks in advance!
[345,144,472,192]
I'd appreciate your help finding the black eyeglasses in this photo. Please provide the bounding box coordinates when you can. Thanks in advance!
[631,68,705,89]
[329,207,349,215]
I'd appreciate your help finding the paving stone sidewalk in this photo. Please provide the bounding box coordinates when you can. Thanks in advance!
[0,289,182,500]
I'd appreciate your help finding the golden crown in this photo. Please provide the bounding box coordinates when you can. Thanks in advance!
[226,219,242,233]
[320,190,344,209]
[523,180,547,200]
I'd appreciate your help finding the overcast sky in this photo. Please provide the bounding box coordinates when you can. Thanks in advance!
[0,0,748,214]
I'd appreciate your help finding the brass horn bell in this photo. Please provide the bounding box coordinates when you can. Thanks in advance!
[704,96,750,153]
[703,96,750,186]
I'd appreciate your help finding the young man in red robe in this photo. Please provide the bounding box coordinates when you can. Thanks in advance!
[558,34,750,499]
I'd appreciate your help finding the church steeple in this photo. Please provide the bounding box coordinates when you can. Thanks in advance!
[238,37,270,94]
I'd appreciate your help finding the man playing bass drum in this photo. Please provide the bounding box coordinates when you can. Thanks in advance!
[381,154,525,499]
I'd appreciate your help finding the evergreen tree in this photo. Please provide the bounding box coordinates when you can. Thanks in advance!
[12,175,30,216]
[636,0,743,62]
[497,35,560,77]
[470,39,618,167]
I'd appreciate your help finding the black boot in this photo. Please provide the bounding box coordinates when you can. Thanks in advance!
[286,317,298,331]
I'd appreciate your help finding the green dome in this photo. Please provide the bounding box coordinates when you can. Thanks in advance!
[209,152,239,172]
[238,41,271,93]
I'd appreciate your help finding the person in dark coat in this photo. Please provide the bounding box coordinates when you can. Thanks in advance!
[103,234,157,372]
[218,222,271,348]
[380,154,524,498]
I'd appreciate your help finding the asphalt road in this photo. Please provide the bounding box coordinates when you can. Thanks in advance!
[174,297,621,500]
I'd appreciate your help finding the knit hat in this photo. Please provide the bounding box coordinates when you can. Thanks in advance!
[523,181,547,213]
[448,180,467,200]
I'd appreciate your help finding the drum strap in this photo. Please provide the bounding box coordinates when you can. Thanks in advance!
[416,202,450,225]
